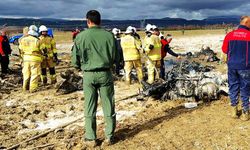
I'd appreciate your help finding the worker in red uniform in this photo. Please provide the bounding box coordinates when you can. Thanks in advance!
[222,16,250,121]
[0,30,12,74]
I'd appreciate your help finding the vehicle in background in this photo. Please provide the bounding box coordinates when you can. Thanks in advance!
[9,34,23,45]
[9,28,54,45]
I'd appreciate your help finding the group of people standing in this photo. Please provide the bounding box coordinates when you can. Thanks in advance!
[18,25,58,92]
[2,9,249,149]
[112,23,180,85]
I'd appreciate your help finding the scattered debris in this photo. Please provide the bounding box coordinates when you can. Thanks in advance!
[56,70,83,94]
[140,59,228,102]
[185,46,220,62]
[0,69,22,95]
[184,102,198,109]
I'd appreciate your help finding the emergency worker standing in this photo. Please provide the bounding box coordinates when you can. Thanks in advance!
[222,16,250,121]
[39,25,58,84]
[120,26,143,84]
[144,24,162,84]
[112,28,124,75]
[19,25,44,92]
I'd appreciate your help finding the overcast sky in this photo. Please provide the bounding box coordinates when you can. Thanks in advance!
[0,0,249,20]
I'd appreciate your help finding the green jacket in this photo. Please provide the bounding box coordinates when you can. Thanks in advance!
[71,26,119,71]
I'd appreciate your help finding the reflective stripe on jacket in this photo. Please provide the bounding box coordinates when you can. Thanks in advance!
[39,35,57,57]
[19,35,44,62]
[121,34,141,61]
[144,34,162,61]
[222,25,250,69]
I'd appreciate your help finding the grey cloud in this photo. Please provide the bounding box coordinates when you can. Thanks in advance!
[0,0,249,20]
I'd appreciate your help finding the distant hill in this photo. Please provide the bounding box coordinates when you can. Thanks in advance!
[0,15,240,30]
[203,15,240,24]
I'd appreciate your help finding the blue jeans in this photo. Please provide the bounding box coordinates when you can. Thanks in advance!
[228,69,250,112]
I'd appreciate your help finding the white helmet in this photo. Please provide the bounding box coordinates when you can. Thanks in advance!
[29,25,38,32]
[39,25,48,32]
[151,25,158,30]
[131,27,137,33]
[145,24,153,33]
[159,33,164,39]
[125,26,134,34]
[112,28,121,35]
[28,30,39,37]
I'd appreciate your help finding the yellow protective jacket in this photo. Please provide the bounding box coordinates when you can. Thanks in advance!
[39,35,57,58]
[121,34,142,61]
[144,34,162,61]
[19,35,44,62]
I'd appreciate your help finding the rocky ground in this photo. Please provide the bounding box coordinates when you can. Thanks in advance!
[1,33,250,150]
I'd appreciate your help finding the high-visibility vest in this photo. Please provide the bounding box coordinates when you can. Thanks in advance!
[39,35,57,58]
[121,35,141,61]
[19,35,44,62]
[144,35,162,61]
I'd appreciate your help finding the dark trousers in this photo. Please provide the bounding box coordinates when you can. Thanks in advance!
[160,59,165,79]
[0,55,9,74]
[228,69,250,112]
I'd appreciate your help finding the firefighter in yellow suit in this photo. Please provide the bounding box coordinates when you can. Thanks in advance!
[121,26,143,84]
[144,24,162,84]
[19,25,44,92]
[39,25,58,84]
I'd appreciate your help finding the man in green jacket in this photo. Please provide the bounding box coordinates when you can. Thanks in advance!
[71,10,119,147]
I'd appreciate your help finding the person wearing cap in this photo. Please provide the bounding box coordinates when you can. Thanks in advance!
[112,28,124,76]
[39,25,58,84]
[19,25,44,92]
[0,30,12,74]
[144,24,162,84]
[120,26,143,84]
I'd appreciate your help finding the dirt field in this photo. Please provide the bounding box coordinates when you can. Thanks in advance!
[1,30,250,150]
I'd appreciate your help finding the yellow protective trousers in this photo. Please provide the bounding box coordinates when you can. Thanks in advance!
[146,60,161,84]
[124,60,143,84]
[22,61,41,92]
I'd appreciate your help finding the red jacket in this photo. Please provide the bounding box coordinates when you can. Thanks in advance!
[160,38,172,58]
[72,31,80,40]
[0,35,11,56]
[222,25,250,69]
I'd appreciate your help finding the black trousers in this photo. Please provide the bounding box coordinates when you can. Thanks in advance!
[0,55,9,73]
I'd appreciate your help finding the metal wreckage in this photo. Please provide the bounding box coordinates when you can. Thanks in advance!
[140,46,228,101]
[56,46,228,102]
[140,59,228,101]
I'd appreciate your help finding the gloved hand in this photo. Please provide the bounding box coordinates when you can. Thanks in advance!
[43,49,48,57]
[149,45,154,50]
[177,55,181,59]
[53,53,59,65]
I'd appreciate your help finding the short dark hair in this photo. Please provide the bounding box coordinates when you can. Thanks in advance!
[153,28,159,32]
[86,10,101,25]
